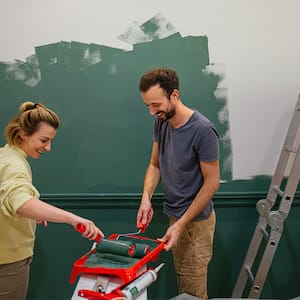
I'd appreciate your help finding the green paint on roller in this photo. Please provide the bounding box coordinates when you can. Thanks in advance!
[117,236,158,251]
[96,238,136,257]
[85,253,139,268]
[134,243,151,258]
[85,236,158,269]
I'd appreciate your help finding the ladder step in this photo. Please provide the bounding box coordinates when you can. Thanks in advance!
[245,265,254,282]
[284,146,298,153]
[259,225,269,240]
[271,185,284,197]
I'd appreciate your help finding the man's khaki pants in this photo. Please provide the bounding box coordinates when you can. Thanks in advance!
[170,210,216,299]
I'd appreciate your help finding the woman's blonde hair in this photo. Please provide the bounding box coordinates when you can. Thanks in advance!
[5,102,60,146]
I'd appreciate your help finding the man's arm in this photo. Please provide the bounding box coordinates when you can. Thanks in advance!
[160,160,220,250]
[137,142,160,227]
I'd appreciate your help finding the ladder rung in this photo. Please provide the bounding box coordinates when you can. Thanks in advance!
[271,185,284,197]
[259,226,269,240]
[284,146,297,153]
[245,265,254,282]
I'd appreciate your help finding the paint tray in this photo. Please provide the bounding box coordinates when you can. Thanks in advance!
[69,233,164,285]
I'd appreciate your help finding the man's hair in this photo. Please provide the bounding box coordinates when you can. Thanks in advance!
[5,102,60,146]
[139,68,179,99]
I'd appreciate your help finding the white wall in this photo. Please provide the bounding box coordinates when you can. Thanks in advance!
[1,0,299,180]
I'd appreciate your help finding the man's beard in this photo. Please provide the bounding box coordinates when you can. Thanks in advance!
[164,107,176,120]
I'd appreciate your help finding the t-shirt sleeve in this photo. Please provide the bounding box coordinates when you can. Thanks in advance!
[0,164,40,218]
[195,125,220,162]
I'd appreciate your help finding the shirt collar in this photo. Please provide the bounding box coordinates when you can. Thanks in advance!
[6,144,28,159]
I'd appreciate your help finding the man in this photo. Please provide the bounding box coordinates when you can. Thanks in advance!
[136,68,220,299]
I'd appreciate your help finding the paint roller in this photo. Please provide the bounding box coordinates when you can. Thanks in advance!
[76,223,149,258]
[96,239,136,257]
[96,239,150,258]
[76,223,102,242]
[76,223,136,257]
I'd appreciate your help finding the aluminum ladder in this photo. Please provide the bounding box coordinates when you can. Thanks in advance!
[232,94,300,299]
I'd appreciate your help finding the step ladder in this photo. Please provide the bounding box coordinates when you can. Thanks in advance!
[232,94,300,299]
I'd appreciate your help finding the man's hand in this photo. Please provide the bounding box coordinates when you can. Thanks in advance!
[158,222,184,251]
[137,199,154,228]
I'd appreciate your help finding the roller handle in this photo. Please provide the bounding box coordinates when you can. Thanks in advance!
[137,222,148,233]
[76,223,102,243]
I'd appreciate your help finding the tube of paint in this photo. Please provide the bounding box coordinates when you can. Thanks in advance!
[120,263,165,300]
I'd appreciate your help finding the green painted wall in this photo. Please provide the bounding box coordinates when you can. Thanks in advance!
[0,32,233,194]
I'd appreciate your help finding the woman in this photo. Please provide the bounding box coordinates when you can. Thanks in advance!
[0,102,104,300]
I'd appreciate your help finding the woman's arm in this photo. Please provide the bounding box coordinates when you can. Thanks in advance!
[17,198,104,240]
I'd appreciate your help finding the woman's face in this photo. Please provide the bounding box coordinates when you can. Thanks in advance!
[20,122,57,159]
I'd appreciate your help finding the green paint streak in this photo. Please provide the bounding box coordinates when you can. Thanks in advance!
[141,19,160,37]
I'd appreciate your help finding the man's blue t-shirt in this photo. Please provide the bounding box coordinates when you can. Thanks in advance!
[153,110,219,220]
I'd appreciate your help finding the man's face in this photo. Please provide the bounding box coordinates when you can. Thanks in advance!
[141,84,176,121]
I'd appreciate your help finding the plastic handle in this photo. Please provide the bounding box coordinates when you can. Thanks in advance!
[137,222,148,233]
[76,223,101,243]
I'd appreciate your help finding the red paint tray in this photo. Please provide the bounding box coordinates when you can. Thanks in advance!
[69,233,164,285]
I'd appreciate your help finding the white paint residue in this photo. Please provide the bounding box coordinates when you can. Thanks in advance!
[83,48,101,65]
[49,57,58,65]
[6,63,26,81]
[214,87,227,100]
[203,63,229,125]
[203,63,227,88]
[118,13,177,45]
[223,152,233,175]
[5,55,41,87]
[143,13,177,40]
[118,21,148,44]
[219,118,232,175]
[217,103,229,124]
[220,128,231,141]
[109,64,117,75]
[203,62,232,176]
